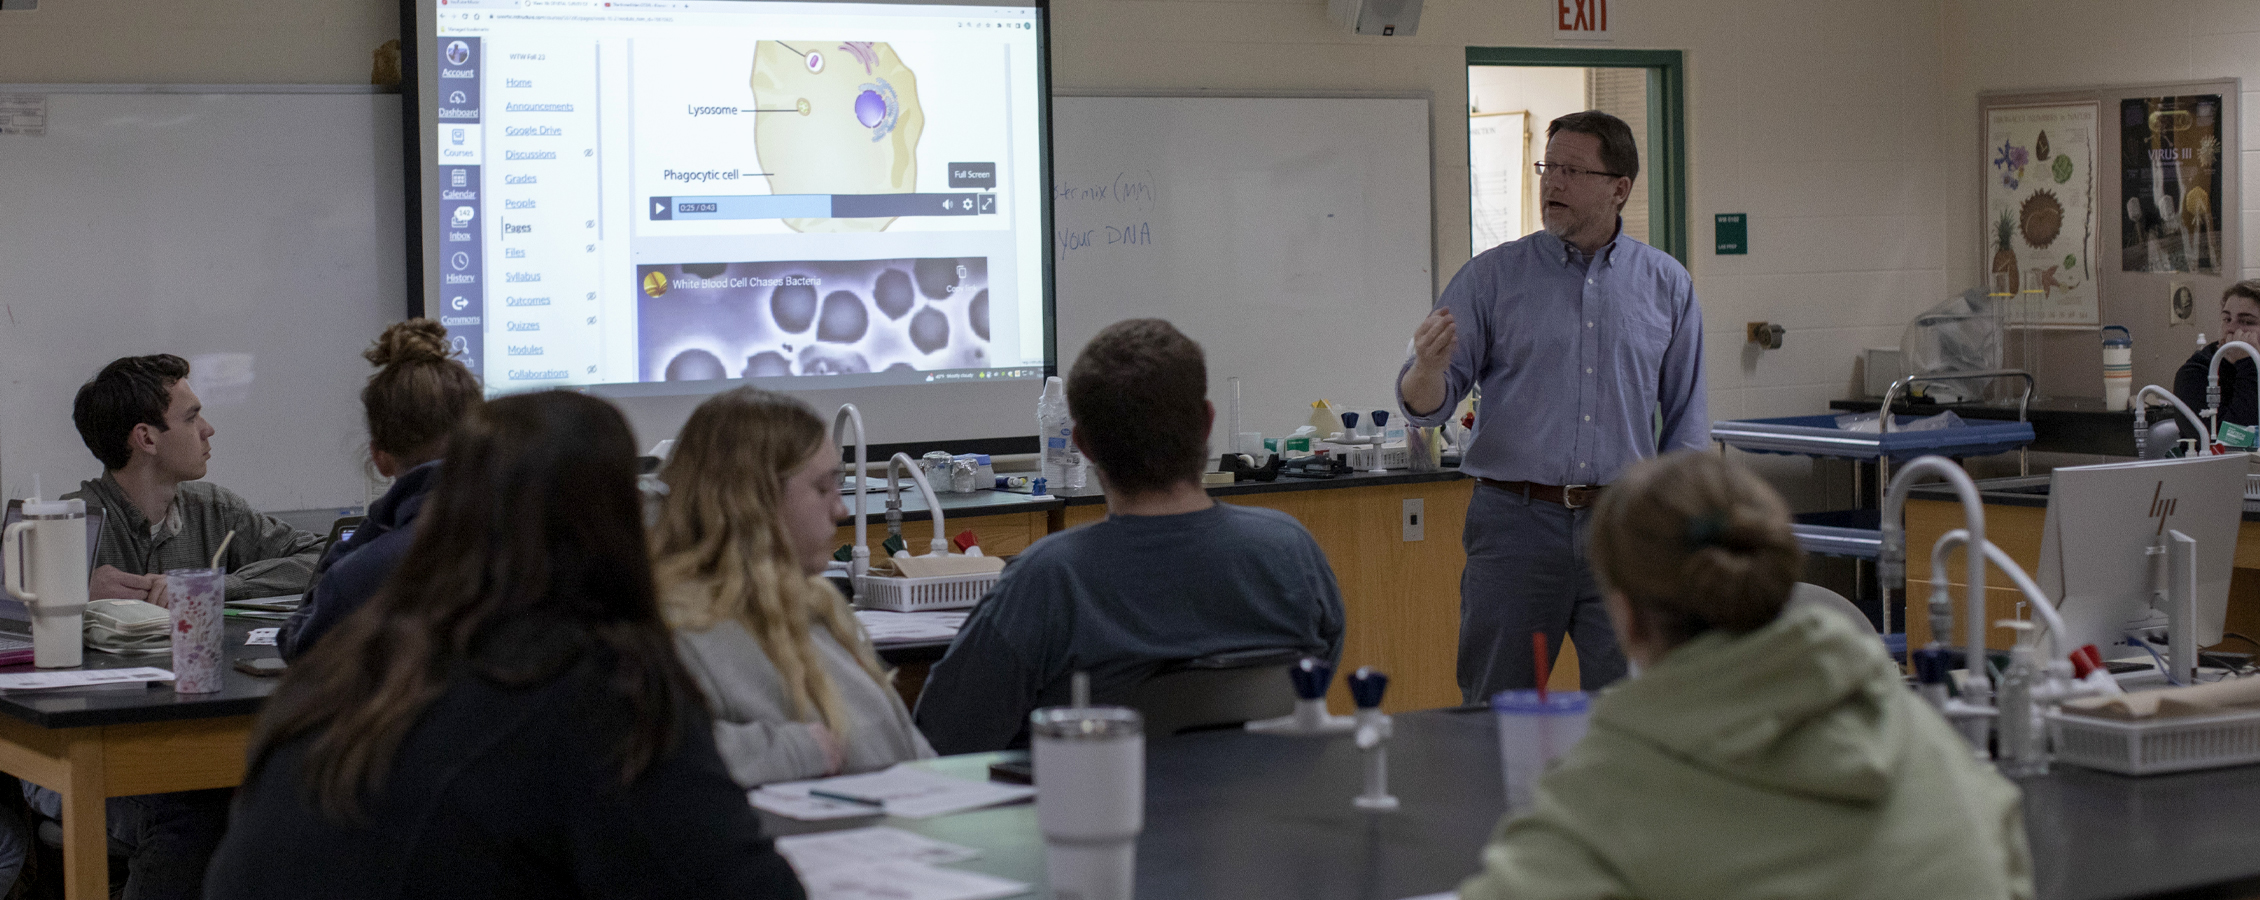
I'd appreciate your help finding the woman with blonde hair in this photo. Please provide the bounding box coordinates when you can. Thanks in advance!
[1457,451,2032,900]
[651,387,933,786]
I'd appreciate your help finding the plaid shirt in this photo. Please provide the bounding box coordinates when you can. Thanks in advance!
[66,471,326,601]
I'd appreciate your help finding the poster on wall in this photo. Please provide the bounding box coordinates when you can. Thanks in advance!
[1985,102,2099,325]
[1469,110,1529,253]
[2120,94,2224,274]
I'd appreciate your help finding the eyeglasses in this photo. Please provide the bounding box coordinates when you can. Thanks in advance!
[1533,161,1625,180]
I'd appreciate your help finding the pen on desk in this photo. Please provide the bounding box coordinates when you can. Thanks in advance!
[807,789,887,807]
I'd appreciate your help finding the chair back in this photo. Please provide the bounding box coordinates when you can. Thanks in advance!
[1126,647,1305,737]
[1791,582,1878,636]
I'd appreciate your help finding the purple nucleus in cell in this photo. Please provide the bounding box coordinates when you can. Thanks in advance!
[799,345,871,375]
[909,307,950,355]
[744,351,792,378]
[854,90,886,128]
[664,349,727,382]
[969,289,989,341]
[771,281,818,333]
[817,290,869,343]
[873,269,915,320]
[885,362,916,373]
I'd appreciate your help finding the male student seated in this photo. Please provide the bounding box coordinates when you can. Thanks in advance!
[13,354,326,900]
[67,354,324,605]
[913,319,1346,754]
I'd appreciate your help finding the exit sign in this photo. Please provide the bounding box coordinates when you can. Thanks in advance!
[1555,0,1610,39]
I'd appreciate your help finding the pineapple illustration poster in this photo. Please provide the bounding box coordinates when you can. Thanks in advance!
[1985,103,2098,325]
[2119,95,2224,274]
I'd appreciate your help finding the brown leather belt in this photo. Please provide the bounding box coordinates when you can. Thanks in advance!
[1478,478,1605,510]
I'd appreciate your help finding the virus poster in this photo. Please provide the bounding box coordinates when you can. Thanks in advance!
[2120,95,2224,274]
[1985,103,2099,325]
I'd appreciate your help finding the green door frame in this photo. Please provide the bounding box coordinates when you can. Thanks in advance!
[1465,47,1688,263]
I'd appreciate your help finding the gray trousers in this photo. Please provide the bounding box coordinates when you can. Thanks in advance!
[1457,482,1629,704]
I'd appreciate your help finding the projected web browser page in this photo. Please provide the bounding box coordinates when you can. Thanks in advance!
[432,0,1047,394]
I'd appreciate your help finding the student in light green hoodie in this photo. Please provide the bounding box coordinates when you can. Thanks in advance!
[1458,451,2034,900]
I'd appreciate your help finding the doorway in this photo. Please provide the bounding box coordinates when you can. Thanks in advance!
[1466,48,1686,261]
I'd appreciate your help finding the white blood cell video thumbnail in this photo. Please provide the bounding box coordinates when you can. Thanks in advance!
[638,258,992,382]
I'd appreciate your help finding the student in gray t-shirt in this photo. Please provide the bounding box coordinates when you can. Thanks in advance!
[913,320,1345,754]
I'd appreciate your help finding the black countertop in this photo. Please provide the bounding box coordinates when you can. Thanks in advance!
[838,468,1469,524]
[763,707,2260,900]
[0,618,282,729]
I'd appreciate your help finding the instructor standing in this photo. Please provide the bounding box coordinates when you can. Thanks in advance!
[1397,110,1708,703]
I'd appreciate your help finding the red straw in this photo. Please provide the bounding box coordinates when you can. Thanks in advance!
[1533,632,1551,701]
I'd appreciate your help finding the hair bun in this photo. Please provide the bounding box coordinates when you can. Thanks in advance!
[365,318,454,367]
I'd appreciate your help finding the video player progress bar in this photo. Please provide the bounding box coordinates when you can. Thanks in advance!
[651,193,997,220]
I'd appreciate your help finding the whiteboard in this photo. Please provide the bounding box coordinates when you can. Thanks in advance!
[0,88,403,511]
[1049,96,1433,450]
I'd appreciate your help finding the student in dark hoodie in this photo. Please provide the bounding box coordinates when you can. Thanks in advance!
[279,319,480,661]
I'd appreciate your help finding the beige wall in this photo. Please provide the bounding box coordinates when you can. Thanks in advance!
[0,0,1972,502]
[1942,0,2260,400]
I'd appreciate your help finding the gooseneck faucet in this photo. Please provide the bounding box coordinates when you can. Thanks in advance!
[2133,384,2214,460]
[833,404,870,578]
[2204,341,2260,448]
[1880,456,1990,744]
[885,452,951,556]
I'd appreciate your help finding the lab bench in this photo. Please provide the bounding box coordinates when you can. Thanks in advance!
[835,469,1476,714]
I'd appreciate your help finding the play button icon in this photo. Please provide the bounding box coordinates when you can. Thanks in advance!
[651,197,673,220]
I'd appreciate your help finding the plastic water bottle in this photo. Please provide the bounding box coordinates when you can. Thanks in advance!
[1038,377,1086,491]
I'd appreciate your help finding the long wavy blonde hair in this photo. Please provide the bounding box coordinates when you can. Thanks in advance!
[650,387,890,735]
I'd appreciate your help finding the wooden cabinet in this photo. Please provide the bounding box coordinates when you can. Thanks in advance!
[1905,498,2260,654]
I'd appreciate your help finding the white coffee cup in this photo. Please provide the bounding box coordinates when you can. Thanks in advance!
[1032,706,1143,900]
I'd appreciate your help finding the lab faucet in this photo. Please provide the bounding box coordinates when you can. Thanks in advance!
[1879,456,1991,751]
[2132,384,2215,460]
[884,451,952,556]
[2205,341,2260,449]
[1928,528,2104,773]
[834,404,870,578]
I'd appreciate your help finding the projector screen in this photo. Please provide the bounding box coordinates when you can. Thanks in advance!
[411,0,1053,452]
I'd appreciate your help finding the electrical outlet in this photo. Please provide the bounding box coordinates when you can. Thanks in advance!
[1402,498,1423,542]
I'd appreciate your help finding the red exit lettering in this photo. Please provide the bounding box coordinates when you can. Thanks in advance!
[1557,0,1607,32]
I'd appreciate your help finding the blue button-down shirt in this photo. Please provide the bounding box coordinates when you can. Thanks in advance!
[1397,226,1707,486]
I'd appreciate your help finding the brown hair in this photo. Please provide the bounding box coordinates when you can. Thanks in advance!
[1547,110,1641,185]
[650,387,890,736]
[2223,279,2260,308]
[363,319,481,463]
[249,391,689,821]
[73,354,191,471]
[1066,319,1209,494]
[1588,452,1800,649]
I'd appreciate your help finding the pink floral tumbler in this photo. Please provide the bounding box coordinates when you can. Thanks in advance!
[165,568,226,693]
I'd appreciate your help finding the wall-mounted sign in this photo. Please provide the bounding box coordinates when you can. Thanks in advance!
[1555,0,1610,40]
[1715,213,1746,255]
